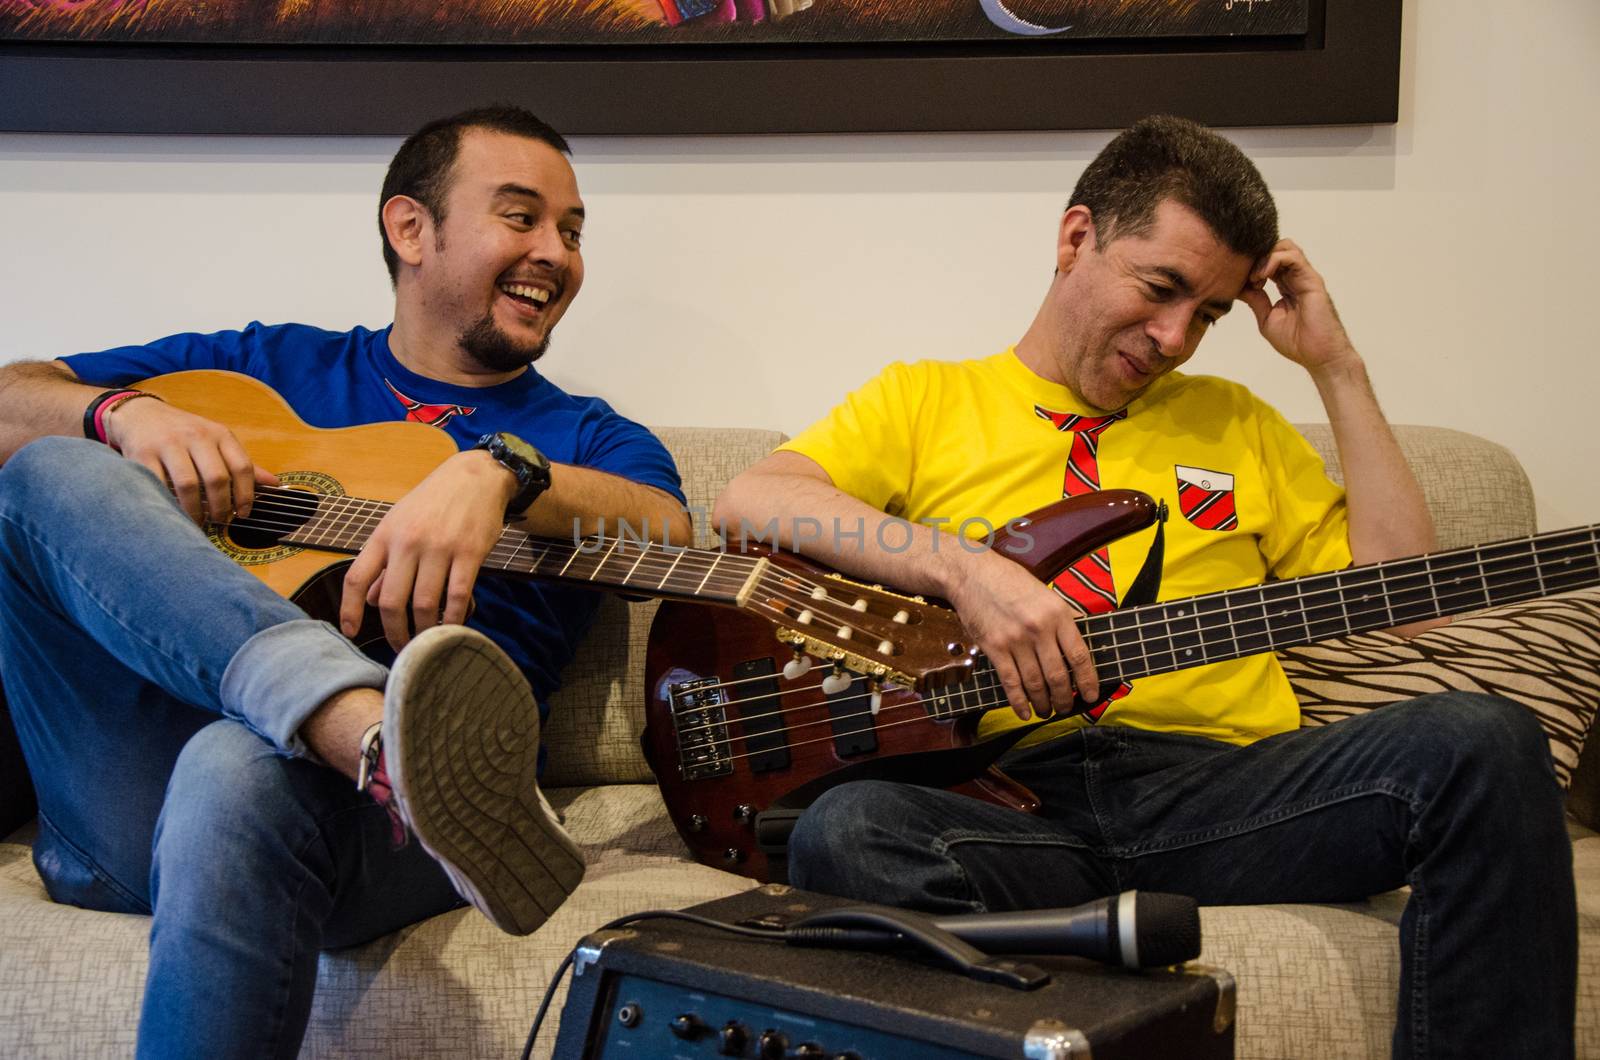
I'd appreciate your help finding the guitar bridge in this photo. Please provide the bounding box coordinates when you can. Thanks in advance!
[669,677,733,781]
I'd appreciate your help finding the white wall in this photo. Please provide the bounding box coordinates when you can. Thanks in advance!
[2,0,1597,528]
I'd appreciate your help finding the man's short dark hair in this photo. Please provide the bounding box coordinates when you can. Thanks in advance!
[1069,115,1278,260]
[379,105,572,284]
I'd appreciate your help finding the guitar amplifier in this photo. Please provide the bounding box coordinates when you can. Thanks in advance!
[554,885,1234,1059]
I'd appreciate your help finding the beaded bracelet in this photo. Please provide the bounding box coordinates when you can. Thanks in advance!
[81,388,163,446]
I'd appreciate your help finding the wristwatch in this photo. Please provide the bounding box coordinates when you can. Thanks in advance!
[473,432,552,516]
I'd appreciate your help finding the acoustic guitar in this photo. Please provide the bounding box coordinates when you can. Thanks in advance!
[134,369,965,671]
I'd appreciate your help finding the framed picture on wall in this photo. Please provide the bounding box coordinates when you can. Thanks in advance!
[0,0,1399,134]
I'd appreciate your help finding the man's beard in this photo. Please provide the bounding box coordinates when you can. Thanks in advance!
[458,312,551,373]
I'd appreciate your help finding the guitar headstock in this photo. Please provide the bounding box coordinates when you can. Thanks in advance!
[746,561,977,691]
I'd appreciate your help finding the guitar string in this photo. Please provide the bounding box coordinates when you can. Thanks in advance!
[226,490,1600,689]
[663,534,1600,708]
[671,545,1573,771]
[241,488,779,597]
[229,494,1600,755]
[230,491,1600,660]
[229,489,1600,757]
[233,491,1600,734]
[671,688,1066,771]
[225,495,911,670]
[229,492,1600,700]
[240,487,1600,635]
[229,491,907,644]
[231,490,762,593]
[666,561,1592,744]
[243,489,915,630]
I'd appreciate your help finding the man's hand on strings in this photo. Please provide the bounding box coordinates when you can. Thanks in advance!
[946,549,1099,720]
[339,450,515,651]
[103,397,277,525]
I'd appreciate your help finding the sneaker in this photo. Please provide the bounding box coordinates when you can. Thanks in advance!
[381,624,585,936]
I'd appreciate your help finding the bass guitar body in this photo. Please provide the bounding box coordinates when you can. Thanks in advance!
[642,496,1162,884]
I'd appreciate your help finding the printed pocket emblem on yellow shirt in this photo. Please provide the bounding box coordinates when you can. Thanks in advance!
[1175,465,1238,531]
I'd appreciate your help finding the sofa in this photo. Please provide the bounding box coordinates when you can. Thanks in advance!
[3,422,1599,1058]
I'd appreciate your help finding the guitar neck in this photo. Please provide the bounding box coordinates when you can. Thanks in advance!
[932,523,1600,717]
[279,490,762,604]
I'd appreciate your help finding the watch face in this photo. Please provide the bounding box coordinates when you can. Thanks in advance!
[500,434,548,470]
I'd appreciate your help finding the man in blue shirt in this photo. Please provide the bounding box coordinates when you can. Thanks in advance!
[0,106,690,1057]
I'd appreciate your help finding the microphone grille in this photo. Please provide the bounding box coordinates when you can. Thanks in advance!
[1134,892,1202,967]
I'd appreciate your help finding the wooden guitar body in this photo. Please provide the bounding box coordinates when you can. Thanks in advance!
[136,370,458,654]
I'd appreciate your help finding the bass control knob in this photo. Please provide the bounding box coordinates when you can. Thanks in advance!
[758,1028,789,1058]
[670,1013,709,1040]
[718,1021,749,1056]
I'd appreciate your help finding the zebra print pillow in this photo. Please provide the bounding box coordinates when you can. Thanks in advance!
[1280,589,1600,789]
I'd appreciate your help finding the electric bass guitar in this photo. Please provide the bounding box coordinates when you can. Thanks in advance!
[639,495,1600,883]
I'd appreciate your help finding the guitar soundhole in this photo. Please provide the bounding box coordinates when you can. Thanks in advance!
[226,486,321,551]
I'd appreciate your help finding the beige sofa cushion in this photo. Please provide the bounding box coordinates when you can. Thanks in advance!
[0,785,755,1059]
[1294,423,1535,549]
[542,426,784,788]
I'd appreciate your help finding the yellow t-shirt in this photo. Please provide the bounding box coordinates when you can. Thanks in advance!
[777,348,1351,746]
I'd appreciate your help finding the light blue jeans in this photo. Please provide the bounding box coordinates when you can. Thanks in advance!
[0,437,463,1058]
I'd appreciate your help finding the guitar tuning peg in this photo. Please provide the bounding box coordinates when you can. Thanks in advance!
[782,651,812,681]
[820,665,852,696]
[869,678,884,716]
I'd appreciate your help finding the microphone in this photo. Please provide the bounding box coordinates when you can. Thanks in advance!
[929,891,1200,969]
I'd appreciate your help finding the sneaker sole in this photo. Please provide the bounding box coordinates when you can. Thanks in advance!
[384,625,585,936]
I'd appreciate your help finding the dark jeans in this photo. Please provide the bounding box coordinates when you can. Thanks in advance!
[789,694,1577,1058]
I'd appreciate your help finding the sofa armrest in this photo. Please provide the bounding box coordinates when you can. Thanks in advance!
[1280,589,1600,806]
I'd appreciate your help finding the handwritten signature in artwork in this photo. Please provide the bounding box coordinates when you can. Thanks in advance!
[1224,0,1272,11]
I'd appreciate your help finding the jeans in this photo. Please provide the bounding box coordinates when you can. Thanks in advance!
[0,438,463,1058]
[789,693,1577,1058]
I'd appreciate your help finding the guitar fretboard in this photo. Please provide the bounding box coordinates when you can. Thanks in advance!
[276,490,764,603]
[924,523,1600,719]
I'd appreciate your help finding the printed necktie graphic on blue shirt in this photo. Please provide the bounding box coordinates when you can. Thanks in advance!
[383,378,477,428]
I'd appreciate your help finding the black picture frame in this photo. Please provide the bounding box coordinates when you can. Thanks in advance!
[0,0,1398,135]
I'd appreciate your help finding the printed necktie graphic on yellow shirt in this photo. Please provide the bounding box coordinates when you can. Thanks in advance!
[1175,465,1239,531]
[1035,403,1132,720]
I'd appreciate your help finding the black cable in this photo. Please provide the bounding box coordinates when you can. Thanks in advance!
[519,909,787,1058]
[519,950,574,1060]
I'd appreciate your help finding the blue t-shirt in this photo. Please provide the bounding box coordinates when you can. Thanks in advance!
[62,321,684,714]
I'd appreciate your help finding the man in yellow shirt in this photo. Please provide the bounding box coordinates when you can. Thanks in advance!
[714,116,1574,1056]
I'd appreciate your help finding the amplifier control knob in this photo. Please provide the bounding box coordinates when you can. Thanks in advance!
[671,1013,709,1040]
[718,1022,749,1056]
[792,1044,827,1059]
[758,1029,789,1059]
